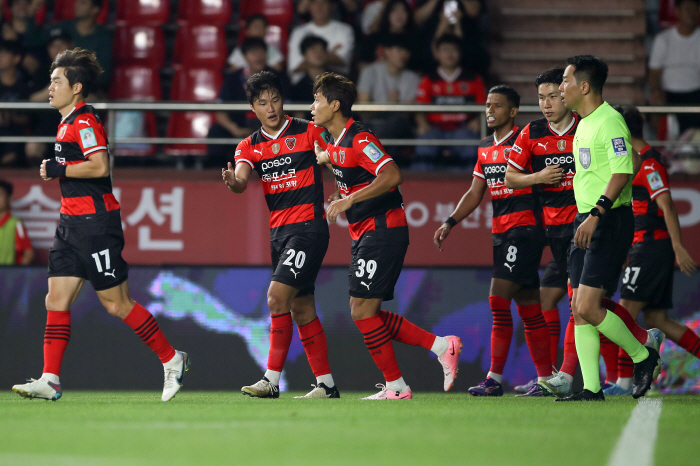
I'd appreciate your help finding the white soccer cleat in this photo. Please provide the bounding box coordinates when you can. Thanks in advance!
[537,371,572,398]
[162,351,190,402]
[241,377,280,398]
[12,377,62,401]
[360,384,412,400]
[294,383,340,399]
[438,336,462,391]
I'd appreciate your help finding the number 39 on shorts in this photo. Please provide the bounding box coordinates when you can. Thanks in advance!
[355,259,377,279]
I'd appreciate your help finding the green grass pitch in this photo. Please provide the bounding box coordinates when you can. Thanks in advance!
[0,392,698,466]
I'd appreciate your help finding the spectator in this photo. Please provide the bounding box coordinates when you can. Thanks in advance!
[413,34,486,170]
[227,14,284,72]
[25,28,73,165]
[357,34,420,149]
[0,40,31,167]
[1,0,44,76]
[27,0,112,93]
[207,37,289,167]
[289,35,330,118]
[648,0,700,134]
[414,0,488,76]
[288,0,354,84]
[0,179,34,265]
[359,0,420,70]
[297,0,359,23]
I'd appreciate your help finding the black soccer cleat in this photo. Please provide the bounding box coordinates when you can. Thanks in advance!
[632,347,660,399]
[554,389,605,402]
[294,382,340,399]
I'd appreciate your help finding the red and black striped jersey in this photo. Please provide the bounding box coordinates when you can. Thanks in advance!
[415,68,487,130]
[632,145,670,244]
[54,102,120,227]
[474,126,542,244]
[235,116,330,240]
[326,118,408,244]
[507,114,579,238]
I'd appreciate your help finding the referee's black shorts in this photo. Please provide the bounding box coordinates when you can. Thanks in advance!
[569,206,633,293]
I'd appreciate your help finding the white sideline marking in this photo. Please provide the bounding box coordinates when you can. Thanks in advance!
[607,398,663,466]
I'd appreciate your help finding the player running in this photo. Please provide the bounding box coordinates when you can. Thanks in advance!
[603,105,698,396]
[504,68,579,396]
[554,55,661,401]
[12,48,189,402]
[434,85,553,397]
[311,72,461,400]
[222,71,339,399]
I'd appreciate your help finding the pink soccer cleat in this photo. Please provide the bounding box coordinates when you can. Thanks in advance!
[360,384,413,400]
[438,336,463,391]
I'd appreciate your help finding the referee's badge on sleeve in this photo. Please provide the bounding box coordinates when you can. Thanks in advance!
[612,137,628,157]
[579,148,591,169]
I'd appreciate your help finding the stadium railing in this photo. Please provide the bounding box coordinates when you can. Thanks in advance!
[1,102,699,148]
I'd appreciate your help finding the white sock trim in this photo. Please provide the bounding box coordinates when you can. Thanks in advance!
[487,372,503,383]
[386,376,408,393]
[316,374,334,388]
[617,377,632,390]
[431,336,448,356]
[264,370,281,386]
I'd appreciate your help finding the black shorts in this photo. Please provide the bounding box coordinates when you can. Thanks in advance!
[569,206,633,292]
[271,233,329,297]
[48,224,129,291]
[492,235,544,289]
[619,239,674,309]
[541,235,572,289]
[349,235,408,301]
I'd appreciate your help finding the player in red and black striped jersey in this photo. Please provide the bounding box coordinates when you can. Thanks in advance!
[434,85,553,397]
[505,68,579,393]
[311,72,462,399]
[12,48,188,403]
[222,71,339,399]
[602,106,699,395]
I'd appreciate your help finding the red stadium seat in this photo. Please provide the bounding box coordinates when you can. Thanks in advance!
[172,25,227,69]
[658,0,700,27]
[239,0,293,27]
[52,0,109,24]
[165,68,222,155]
[109,67,161,156]
[177,0,231,25]
[112,25,165,68]
[115,0,170,25]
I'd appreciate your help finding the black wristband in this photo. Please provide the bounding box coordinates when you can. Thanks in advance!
[596,195,613,212]
[445,216,458,227]
[45,160,66,178]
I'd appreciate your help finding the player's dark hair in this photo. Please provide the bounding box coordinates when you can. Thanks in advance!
[0,179,12,197]
[313,72,356,118]
[535,68,565,88]
[567,55,608,94]
[435,34,461,50]
[240,37,267,55]
[488,85,520,108]
[50,47,103,98]
[246,13,269,27]
[246,71,283,104]
[300,35,328,55]
[613,105,644,140]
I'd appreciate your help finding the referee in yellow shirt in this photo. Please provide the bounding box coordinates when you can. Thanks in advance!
[553,56,661,401]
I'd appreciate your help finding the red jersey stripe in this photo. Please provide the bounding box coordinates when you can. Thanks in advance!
[492,210,537,234]
[349,216,376,241]
[60,196,96,216]
[103,193,120,211]
[269,203,315,230]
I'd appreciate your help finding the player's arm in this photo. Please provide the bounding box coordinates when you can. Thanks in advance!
[41,151,110,180]
[505,130,561,188]
[326,162,402,223]
[433,176,487,251]
[222,161,252,193]
[655,192,697,276]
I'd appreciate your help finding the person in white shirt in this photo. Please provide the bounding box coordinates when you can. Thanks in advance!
[287,0,354,84]
[648,0,700,133]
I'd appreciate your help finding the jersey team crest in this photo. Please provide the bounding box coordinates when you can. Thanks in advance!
[579,147,591,169]
[285,138,296,150]
[58,126,67,140]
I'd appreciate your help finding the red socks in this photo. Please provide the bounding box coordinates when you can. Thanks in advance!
[378,310,436,350]
[599,334,618,382]
[679,327,700,358]
[560,285,578,376]
[264,312,294,372]
[355,314,402,382]
[617,347,634,379]
[517,303,552,377]
[43,310,71,376]
[489,296,513,375]
[601,297,647,344]
[123,302,176,363]
[541,308,561,367]
[297,317,331,377]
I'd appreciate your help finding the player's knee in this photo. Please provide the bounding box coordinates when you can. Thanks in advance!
[45,292,66,311]
[643,311,666,328]
[267,293,290,314]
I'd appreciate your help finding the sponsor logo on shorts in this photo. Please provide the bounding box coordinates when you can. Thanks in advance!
[579,148,591,169]
[504,263,514,272]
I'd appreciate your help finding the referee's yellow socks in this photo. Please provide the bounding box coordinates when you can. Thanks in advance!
[574,324,601,393]
[595,311,649,363]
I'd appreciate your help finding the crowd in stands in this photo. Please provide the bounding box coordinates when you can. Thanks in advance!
[0,0,698,171]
